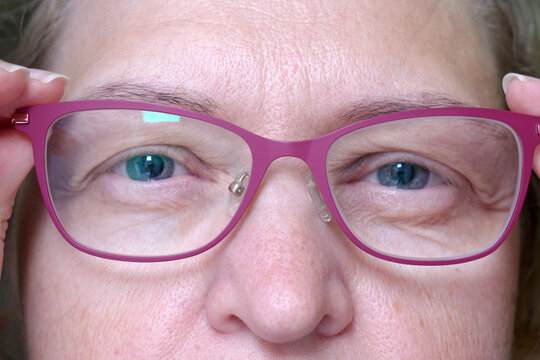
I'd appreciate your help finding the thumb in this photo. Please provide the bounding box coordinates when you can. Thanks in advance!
[503,73,540,177]
[0,129,34,278]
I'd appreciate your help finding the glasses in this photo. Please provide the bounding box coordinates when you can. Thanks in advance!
[12,100,540,265]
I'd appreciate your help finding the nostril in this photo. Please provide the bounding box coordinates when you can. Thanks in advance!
[305,172,332,222]
[317,313,353,338]
[317,315,338,337]
[205,288,246,334]
[220,315,245,333]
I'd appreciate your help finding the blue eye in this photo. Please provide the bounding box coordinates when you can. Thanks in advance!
[126,154,174,181]
[377,162,429,189]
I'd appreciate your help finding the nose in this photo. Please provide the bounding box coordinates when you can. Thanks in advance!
[204,161,354,344]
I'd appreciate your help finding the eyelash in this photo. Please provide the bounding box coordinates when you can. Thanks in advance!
[89,145,203,181]
[337,151,470,191]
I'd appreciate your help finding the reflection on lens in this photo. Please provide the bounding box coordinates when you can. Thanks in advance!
[326,116,521,260]
[46,109,252,257]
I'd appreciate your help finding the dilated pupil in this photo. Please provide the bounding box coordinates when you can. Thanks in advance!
[126,154,173,181]
[377,162,428,189]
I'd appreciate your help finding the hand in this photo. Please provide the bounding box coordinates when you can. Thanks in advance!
[0,60,68,277]
[503,72,540,177]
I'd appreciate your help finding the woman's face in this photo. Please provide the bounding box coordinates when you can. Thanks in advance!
[18,0,521,358]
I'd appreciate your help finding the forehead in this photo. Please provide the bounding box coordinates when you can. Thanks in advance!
[52,0,500,139]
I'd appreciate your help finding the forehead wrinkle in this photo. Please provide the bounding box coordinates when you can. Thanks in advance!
[56,0,502,143]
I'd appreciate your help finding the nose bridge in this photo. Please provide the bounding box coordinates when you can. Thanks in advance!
[264,137,314,162]
[245,137,332,222]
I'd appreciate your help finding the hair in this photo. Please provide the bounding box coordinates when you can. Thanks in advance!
[477,2,540,357]
[0,0,539,358]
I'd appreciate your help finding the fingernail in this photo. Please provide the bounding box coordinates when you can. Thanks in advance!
[0,61,30,76]
[41,73,70,84]
[28,68,70,84]
[502,73,531,94]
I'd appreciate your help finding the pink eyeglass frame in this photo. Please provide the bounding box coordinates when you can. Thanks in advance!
[12,100,540,265]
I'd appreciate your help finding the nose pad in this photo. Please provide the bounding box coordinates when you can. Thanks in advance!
[305,172,332,223]
[227,170,251,216]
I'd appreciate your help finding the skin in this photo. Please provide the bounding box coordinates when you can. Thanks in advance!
[0,0,540,358]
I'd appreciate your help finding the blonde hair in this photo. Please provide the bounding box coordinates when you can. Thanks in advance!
[1,0,540,358]
[480,1,540,356]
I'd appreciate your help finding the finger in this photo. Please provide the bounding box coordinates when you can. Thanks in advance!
[503,73,540,116]
[0,61,68,125]
[1,76,68,116]
[502,73,540,177]
[0,61,29,108]
[535,147,540,180]
[0,129,34,277]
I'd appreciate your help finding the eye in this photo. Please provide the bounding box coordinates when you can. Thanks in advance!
[126,154,175,181]
[376,162,429,189]
[336,153,446,191]
[110,149,195,183]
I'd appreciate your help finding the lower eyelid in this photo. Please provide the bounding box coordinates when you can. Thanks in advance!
[97,173,206,207]
[335,181,463,218]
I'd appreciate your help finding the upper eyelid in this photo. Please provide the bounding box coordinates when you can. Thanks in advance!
[335,152,457,182]
[63,145,205,190]
[343,152,477,199]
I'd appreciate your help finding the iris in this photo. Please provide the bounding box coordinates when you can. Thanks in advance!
[377,162,429,189]
[126,154,174,181]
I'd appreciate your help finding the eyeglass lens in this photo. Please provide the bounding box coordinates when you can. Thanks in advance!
[46,109,253,257]
[327,117,520,259]
[45,110,521,260]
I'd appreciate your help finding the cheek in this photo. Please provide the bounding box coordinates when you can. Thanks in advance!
[16,174,521,359]
[348,227,520,358]
[17,178,212,358]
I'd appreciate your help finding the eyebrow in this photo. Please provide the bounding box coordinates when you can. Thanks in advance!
[80,82,218,115]
[335,93,470,128]
[80,83,470,127]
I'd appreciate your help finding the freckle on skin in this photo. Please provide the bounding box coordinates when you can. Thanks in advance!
[393,301,401,313]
